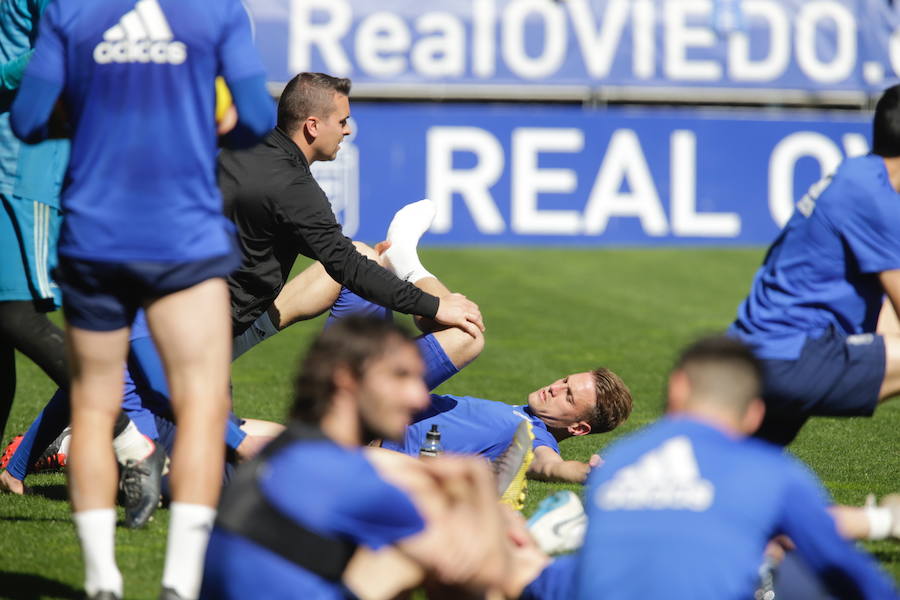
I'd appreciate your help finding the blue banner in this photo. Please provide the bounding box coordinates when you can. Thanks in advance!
[311,103,870,245]
[247,0,900,96]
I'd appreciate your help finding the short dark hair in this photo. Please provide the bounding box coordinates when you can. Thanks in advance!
[277,72,352,136]
[586,367,632,433]
[873,84,900,157]
[291,317,416,424]
[673,336,763,414]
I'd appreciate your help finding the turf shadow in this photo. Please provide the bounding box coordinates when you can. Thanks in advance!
[0,515,71,524]
[25,483,68,501]
[0,571,81,599]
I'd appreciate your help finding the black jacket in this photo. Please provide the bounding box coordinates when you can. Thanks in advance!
[219,127,438,335]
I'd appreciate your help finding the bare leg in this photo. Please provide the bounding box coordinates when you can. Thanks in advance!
[67,326,130,512]
[271,241,382,330]
[67,325,130,596]
[878,335,900,402]
[146,279,231,506]
[146,278,231,598]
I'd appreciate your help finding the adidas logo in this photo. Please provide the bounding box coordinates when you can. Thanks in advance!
[93,0,186,65]
[595,436,714,512]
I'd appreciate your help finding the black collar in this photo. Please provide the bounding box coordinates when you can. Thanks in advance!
[269,127,309,167]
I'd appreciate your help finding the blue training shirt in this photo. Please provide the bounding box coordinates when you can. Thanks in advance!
[381,394,560,460]
[575,417,897,600]
[730,154,900,360]
[201,440,425,599]
[11,0,273,262]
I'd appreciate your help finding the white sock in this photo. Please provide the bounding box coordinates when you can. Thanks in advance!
[162,502,217,599]
[74,509,122,597]
[384,199,436,284]
[112,421,154,464]
[865,505,893,540]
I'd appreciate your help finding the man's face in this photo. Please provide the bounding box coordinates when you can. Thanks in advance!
[526,371,596,433]
[357,340,429,442]
[311,92,351,162]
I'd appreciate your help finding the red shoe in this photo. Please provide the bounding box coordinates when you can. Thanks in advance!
[0,435,23,470]
[31,427,70,472]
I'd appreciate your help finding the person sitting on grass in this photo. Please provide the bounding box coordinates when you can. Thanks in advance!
[201,317,519,599]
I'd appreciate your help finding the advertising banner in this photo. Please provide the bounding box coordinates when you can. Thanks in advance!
[247,0,900,97]
[314,103,870,245]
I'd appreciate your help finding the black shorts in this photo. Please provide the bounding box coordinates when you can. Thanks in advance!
[755,326,884,445]
[55,252,240,331]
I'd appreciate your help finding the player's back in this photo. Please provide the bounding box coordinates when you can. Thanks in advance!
[576,417,797,600]
[730,154,900,359]
[36,0,259,262]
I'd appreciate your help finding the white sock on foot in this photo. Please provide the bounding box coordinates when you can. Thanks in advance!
[112,421,154,464]
[162,502,217,599]
[74,509,122,596]
[865,505,893,540]
[384,199,436,283]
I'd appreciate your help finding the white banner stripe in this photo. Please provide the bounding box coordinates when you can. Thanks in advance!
[39,203,50,298]
[137,0,173,41]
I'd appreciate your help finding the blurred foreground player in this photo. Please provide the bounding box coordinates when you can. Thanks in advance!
[575,336,897,600]
[202,317,511,599]
[10,1,274,598]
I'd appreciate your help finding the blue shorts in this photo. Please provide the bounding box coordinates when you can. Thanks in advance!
[55,251,240,331]
[324,287,459,391]
[756,327,884,445]
[0,194,62,308]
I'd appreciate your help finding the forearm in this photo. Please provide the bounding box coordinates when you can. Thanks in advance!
[528,458,590,483]
[302,217,439,318]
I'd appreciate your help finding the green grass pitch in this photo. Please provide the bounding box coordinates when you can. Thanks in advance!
[1,248,898,598]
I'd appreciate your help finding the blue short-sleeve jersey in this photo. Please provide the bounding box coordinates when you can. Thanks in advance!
[730,155,900,359]
[20,0,266,262]
[202,440,425,599]
[381,394,560,460]
[575,417,897,600]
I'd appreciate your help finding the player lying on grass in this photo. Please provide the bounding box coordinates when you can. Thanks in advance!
[0,202,485,502]
[3,199,630,495]
[201,317,518,599]
[234,198,633,483]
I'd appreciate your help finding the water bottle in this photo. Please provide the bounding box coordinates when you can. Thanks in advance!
[419,424,443,457]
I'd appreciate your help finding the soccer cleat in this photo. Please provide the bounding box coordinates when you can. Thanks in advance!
[120,441,168,529]
[493,420,534,511]
[879,493,900,539]
[32,426,71,472]
[527,490,588,555]
[0,434,23,470]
